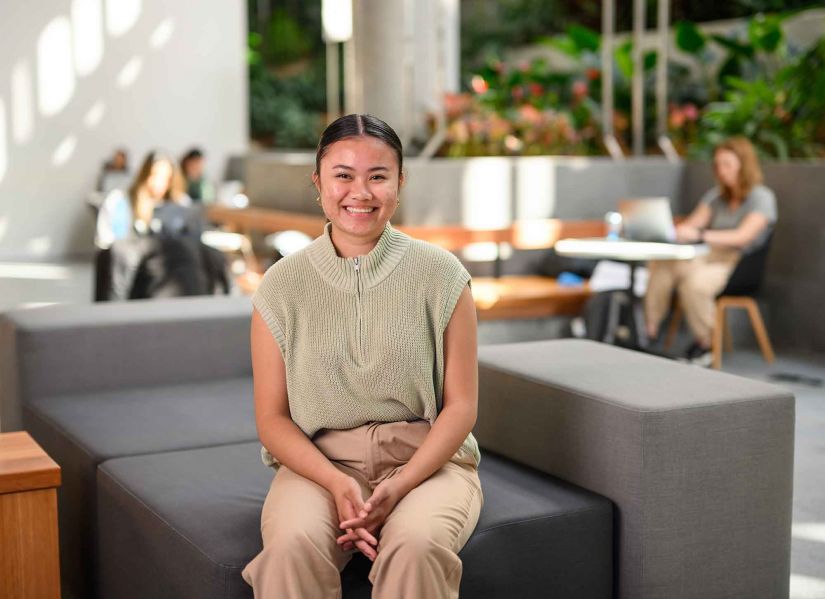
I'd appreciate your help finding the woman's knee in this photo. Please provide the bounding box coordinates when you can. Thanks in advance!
[677,275,712,301]
[263,520,336,559]
[261,475,338,551]
[377,526,455,571]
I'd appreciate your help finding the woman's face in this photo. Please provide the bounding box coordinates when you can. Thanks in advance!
[147,160,173,200]
[184,157,204,180]
[713,148,741,189]
[313,136,403,240]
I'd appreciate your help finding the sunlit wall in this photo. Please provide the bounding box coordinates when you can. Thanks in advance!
[0,0,248,260]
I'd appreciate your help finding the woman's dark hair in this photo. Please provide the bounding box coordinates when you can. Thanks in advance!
[315,114,403,177]
[180,147,204,172]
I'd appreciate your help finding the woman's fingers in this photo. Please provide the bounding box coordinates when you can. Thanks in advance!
[339,516,366,529]
[355,527,378,546]
[338,498,356,524]
[337,531,355,544]
[338,528,356,552]
[354,539,376,561]
[346,487,367,514]
[340,504,371,529]
[337,526,378,547]
[364,486,388,511]
[341,502,388,529]
[336,529,361,545]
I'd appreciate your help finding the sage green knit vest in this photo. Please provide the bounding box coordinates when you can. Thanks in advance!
[252,220,480,469]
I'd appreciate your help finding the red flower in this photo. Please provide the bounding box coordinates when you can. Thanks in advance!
[669,108,686,128]
[518,104,542,124]
[585,68,600,81]
[471,75,489,95]
[682,103,699,121]
[529,83,543,97]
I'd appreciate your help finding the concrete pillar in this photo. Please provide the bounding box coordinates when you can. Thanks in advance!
[345,0,459,146]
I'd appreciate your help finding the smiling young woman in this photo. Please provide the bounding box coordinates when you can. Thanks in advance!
[311,116,404,258]
[243,114,482,598]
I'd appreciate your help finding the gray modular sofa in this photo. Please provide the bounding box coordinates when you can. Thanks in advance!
[0,296,794,599]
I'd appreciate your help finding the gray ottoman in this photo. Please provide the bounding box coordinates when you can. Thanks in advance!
[476,339,795,599]
[0,296,257,599]
[22,377,257,599]
[96,442,613,598]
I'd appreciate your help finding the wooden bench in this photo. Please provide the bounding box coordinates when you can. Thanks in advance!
[206,206,603,320]
[472,275,591,321]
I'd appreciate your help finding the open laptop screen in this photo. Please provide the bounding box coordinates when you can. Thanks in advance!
[618,198,677,243]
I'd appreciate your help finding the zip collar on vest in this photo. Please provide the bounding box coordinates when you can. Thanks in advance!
[306,220,411,291]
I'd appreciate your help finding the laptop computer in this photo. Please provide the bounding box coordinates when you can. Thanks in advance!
[150,203,207,239]
[617,197,679,243]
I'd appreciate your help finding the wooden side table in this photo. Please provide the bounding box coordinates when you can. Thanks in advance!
[0,431,62,599]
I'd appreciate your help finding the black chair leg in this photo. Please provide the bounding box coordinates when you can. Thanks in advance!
[93,248,112,302]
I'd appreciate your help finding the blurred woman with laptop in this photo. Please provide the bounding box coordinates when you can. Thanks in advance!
[96,151,192,247]
[644,137,777,365]
[128,151,192,234]
[94,151,232,301]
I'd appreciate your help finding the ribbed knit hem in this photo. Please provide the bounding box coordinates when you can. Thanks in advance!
[462,433,481,468]
[251,293,287,358]
[440,268,472,333]
[260,445,281,469]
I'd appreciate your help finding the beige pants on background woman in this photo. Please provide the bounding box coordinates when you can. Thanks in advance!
[645,247,741,346]
[242,420,483,599]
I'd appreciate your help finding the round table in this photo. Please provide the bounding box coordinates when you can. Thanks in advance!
[554,237,709,349]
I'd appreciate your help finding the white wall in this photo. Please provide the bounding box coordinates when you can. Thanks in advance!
[0,0,248,261]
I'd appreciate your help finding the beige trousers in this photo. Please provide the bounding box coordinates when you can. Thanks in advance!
[644,247,741,345]
[241,420,483,599]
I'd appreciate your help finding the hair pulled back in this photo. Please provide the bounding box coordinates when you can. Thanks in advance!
[315,114,403,178]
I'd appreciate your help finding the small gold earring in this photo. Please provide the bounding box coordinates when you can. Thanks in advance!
[315,196,321,205]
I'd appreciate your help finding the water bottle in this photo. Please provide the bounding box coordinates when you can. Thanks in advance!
[604,211,622,240]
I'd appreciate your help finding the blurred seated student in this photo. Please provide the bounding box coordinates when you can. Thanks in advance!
[180,147,216,204]
[130,151,192,232]
[644,136,777,365]
[95,151,225,301]
[97,148,132,194]
[95,150,191,248]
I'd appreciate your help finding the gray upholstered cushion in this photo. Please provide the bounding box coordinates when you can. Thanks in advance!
[97,442,613,599]
[1,296,252,431]
[27,377,256,459]
[22,377,257,599]
[475,339,795,599]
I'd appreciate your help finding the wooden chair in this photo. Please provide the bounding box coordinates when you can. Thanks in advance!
[664,231,776,369]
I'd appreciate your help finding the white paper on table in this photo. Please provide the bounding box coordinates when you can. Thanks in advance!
[588,260,649,297]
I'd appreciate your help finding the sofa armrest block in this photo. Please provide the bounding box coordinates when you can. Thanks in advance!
[475,339,794,599]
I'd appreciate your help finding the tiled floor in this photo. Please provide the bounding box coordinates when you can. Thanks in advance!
[721,351,825,598]
[2,259,824,597]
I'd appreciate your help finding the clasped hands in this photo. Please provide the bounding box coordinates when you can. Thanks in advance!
[330,474,404,561]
